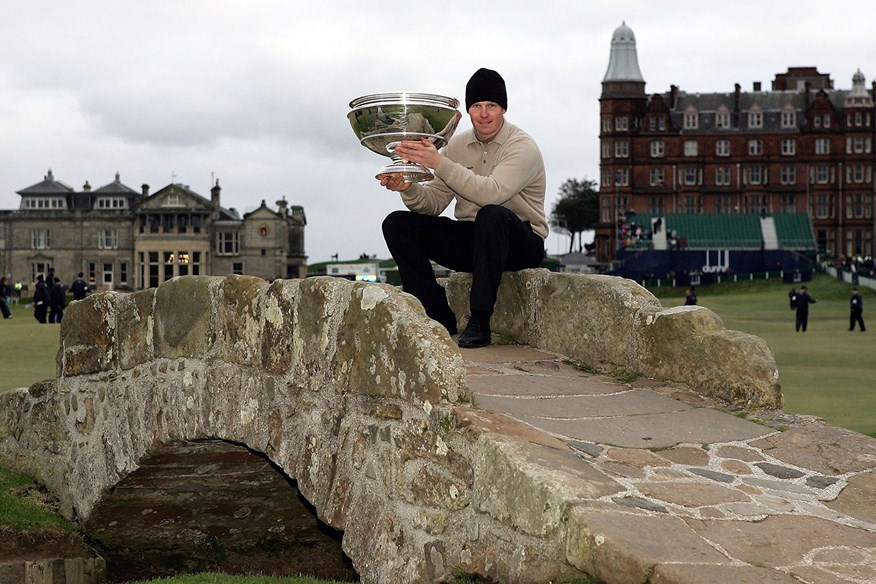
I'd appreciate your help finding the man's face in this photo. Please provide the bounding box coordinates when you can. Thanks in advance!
[468,101,505,141]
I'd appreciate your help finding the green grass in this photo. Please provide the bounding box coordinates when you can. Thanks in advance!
[651,272,876,437]
[0,467,78,532]
[0,300,61,391]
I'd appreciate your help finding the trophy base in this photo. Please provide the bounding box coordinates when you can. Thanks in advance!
[376,161,434,183]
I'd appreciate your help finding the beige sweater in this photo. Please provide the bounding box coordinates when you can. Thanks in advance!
[400,121,548,239]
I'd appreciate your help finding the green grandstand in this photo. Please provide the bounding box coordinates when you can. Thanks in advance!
[623,212,816,250]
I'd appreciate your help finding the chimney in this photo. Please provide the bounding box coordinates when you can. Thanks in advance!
[804,81,811,110]
[734,83,741,113]
[670,85,678,109]
[211,180,221,208]
[141,184,150,197]
[82,181,91,192]
[276,196,289,217]
[753,81,762,92]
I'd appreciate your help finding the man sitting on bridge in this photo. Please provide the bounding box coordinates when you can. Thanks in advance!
[380,68,548,348]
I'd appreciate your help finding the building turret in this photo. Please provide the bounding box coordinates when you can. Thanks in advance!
[601,22,646,99]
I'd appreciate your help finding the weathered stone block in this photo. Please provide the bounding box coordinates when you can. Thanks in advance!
[58,293,120,376]
[261,279,301,375]
[334,282,469,405]
[116,288,156,370]
[639,306,782,408]
[215,275,269,367]
[153,276,218,359]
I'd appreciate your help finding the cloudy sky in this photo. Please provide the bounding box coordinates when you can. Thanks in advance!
[2,1,873,263]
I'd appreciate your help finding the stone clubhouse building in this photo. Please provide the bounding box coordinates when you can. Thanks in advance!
[0,170,307,294]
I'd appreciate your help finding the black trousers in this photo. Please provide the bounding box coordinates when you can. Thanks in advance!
[850,310,866,331]
[382,205,544,320]
[795,312,809,332]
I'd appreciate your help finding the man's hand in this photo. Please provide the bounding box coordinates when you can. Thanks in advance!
[394,138,441,171]
[378,172,412,192]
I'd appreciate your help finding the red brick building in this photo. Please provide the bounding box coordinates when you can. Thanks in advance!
[597,22,875,267]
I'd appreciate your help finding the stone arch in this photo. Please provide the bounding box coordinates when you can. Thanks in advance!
[83,437,358,581]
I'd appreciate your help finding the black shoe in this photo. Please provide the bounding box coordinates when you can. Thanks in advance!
[457,317,491,349]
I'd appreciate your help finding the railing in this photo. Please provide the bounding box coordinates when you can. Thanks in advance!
[639,269,811,289]
[822,266,876,291]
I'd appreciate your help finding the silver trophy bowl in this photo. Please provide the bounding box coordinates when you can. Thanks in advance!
[348,92,461,182]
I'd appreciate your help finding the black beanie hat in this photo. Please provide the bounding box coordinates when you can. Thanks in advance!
[465,68,507,111]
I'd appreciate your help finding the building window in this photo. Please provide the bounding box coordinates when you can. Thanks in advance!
[120,262,129,287]
[814,165,830,184]
[748,109,763,128]
[615,168,629,186]
[815,138,830,155]
[614,140,629,158]
[847,164,871,184]
[781,109,796,128]
[748,139,763,155]
[164,193,183,207]
[815,194,832,219]
[715,166,731,185]
[24,197,66,210]
[780,194,797,213]
[216,232,240,255]
[682,195,701,214]
[683,140,698,156]
[658,116,666,131]
[649,168,665,186]
[781,139,796,156]
[650,140,665,157]
[780,166,796,185]
[847,136,871,154]
[233,262,244,275]
[102,263,114,286]
[822,113,831,128]
[97,197,127,209]
[716,139,730,157]
[98,228,118,249]
[31,229,51,249]
[683,107,698,130]
[601,142,610,158]
[31,262,50,283]
[746,167,763,185]
[715,109,731,129]
[715,195,733,214]
[602,116,611,132]
[745,195,768,214]
[614,116,628,131]
[649,196,665,215]
[846,194,870,219]
[146,252,159,288]
[682,167,699,185]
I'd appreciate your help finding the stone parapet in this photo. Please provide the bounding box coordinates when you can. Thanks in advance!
[0,272,815,583]
[446,269,781,408]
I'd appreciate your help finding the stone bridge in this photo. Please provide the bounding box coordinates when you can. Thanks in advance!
[0,270,782,582]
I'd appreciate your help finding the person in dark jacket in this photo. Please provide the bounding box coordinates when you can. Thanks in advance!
[849,287,866,332]
[49,277,66,324]
[0,277,11,319]
[684,287,698,305]
[33,275,49,323]
[69,272,90,301]
[795,286,816,332]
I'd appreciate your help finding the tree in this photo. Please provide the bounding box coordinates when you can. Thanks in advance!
[550,178,599,254]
